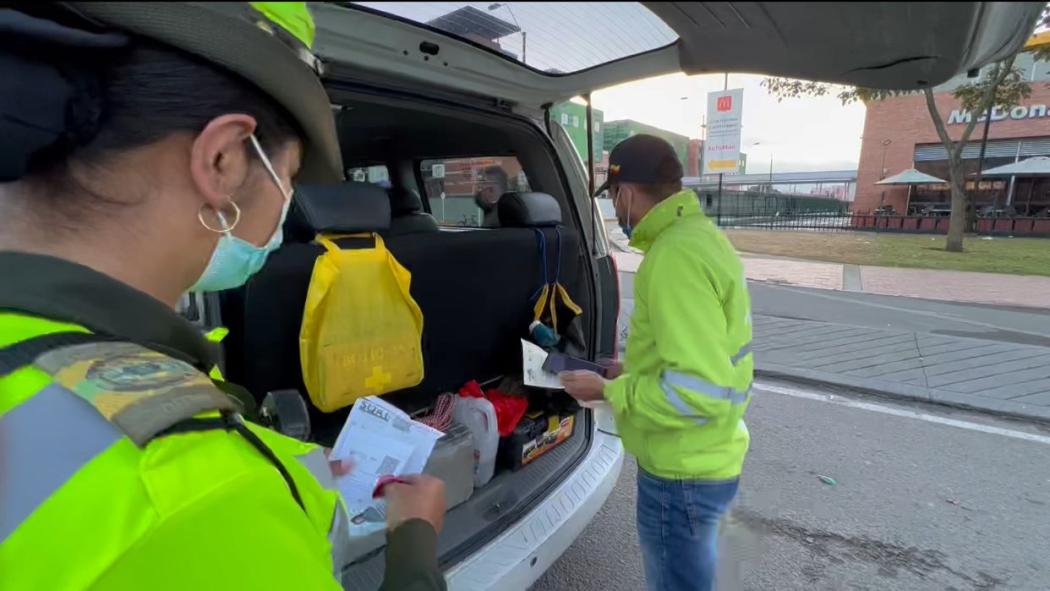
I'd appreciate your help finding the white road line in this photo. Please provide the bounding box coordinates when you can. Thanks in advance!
[755,381,1050,446]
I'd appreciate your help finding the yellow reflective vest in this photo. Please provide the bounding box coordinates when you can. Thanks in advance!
[0,311,348,590]
[604,190,753,481]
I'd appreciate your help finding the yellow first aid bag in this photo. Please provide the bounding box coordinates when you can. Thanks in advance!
[300,233,424,412]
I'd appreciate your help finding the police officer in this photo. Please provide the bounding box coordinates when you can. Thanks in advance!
[0,3,445,589]
[561,134,753,591]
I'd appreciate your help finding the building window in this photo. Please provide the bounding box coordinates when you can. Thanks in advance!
[572,116,580,128]
[560,113,569,126]
[594,122,601,133]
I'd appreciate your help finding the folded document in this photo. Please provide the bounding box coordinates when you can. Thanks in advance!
[330,396,444,534]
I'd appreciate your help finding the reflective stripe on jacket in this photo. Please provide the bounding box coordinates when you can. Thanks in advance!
[604,189,752,480]
[0,312,347,590]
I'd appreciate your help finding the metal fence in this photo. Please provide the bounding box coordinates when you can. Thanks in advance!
[714,211,1050,237]
[694,189,1050,237]
[697,189,849,219]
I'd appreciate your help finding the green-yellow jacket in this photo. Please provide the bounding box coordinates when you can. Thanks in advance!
[605,190,753,481]
[0,253,442,590]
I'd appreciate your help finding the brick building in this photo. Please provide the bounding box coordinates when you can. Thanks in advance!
[687,139,704,176]
[855,52,1050,216]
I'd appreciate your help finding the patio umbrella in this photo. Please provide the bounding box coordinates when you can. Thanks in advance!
[875,168,948,213]
[977,156,1050,177]
[875,168,947,185]
[979,156,1050,214]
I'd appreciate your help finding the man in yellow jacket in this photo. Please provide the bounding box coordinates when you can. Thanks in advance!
[562,134,752,591]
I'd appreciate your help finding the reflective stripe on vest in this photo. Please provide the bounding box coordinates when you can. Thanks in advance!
[662,370,751,406]
[0,384,121,542]
[730,342,752,365]
[295,447,352,573]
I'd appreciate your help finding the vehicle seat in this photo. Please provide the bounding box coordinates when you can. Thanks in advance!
[220,188,585,443]
[219,181,392,416]
[388,186,439,236]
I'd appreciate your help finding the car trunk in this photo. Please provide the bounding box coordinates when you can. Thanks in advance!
[210,81,600,588]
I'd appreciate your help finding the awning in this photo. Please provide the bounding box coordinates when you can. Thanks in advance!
[979,156,1050,177]
[875,168,948,185]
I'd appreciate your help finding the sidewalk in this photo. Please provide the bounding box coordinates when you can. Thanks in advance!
[752,315,1050,422]
[612,248,1050,422]
[613,250,1050,308]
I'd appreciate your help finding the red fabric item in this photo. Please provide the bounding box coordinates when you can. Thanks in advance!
[459,380,485,398]
[485,389,529,437]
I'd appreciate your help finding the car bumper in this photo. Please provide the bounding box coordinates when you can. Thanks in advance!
[445,409,624,590]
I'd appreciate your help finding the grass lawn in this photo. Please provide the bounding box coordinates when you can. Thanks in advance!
[725,230,1050,277]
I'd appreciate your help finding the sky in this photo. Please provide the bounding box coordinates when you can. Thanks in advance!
[362,2,870,175]
[592,73,868,175]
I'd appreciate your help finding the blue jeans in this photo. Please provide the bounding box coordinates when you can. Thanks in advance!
[636,468,739,591]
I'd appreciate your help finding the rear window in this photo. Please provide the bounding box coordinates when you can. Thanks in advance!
[353,2,677,74]
[420,157,530,227]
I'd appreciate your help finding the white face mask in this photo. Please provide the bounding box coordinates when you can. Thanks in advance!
[190,134,292,293]
[615,186,633,239]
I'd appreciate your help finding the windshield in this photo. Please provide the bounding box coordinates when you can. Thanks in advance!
[352,2,678,73]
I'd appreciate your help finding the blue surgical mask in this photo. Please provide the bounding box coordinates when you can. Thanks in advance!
[190,134,292,293]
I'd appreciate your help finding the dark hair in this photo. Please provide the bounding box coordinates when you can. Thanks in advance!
[24,38,300,200]
[483,165,509,191]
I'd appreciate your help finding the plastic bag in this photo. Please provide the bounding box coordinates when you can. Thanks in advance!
[300,234,424,412]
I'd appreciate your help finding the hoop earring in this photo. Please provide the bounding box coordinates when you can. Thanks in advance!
[197,200,241,234]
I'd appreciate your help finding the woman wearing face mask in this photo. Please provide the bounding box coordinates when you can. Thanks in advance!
[0,3,445,590]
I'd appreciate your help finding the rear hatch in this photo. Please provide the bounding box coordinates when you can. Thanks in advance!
[314,2,1041,110]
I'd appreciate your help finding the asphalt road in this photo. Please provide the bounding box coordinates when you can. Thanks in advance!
[534,274,1050,589]
[531,379,1050,590]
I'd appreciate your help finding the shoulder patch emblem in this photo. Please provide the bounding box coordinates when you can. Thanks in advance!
[35,342,216,419]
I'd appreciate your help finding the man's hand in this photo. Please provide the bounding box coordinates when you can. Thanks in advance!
[560,370,608,402]
[384,475,447,533]
[598,359,624,379]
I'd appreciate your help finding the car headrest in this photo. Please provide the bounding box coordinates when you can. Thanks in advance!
[388,186,424,216]
[292,181,391,235]
[497,192,562,227]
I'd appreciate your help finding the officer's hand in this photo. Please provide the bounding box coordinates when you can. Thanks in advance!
[323,448,354,477]
[385,474,447,533]
[560,370,607,402]
[598,359,624,379]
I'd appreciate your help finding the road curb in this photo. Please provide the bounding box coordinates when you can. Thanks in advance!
[755,363,1050,424]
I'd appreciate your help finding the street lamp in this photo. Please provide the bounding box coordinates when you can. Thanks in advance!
[880,139,892,179]
[488,3,526,64]
[879,139,892,209]
[751,141,773,192]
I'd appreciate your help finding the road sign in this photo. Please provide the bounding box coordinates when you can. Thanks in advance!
[703,88,744,175]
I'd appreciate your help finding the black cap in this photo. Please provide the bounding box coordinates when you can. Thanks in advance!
[596,134,683,196]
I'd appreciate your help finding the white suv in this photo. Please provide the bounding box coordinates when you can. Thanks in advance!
[208,3,1035,589]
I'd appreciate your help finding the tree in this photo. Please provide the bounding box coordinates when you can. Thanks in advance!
[763,55,1029,252]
